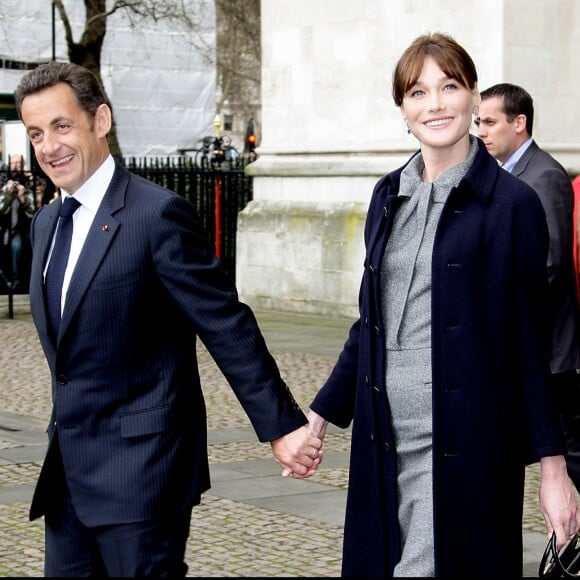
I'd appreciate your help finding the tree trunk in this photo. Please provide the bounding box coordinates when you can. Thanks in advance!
[56,0,122,159]
[70,51,123,160]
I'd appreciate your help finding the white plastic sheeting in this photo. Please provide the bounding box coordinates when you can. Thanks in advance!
[0,0,216,158]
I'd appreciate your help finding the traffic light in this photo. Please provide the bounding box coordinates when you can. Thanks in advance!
[244,118,257,160]
[246,132,257,153]
[244,131,256,155]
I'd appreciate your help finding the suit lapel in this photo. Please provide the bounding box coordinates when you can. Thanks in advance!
[31,201,61,340]
[512,140,538,178]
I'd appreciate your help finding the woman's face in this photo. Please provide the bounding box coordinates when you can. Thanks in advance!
[400,56,479,154]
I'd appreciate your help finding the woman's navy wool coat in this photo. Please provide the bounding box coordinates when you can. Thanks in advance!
[311,140,565,577]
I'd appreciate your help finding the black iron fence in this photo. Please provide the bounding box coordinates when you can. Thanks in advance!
[1,155,254,316]
[122,155,253,280]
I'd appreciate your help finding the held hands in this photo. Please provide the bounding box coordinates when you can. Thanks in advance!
[271,424,323,479]
[270,409,329,479]
[539,455,580,549]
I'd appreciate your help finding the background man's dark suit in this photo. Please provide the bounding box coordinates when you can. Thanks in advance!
[512,141,580,487]
[479,83,580,492]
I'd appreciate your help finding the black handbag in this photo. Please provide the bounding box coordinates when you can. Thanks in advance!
[540,532,580,578]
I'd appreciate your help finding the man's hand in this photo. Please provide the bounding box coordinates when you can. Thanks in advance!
[271,424,323,479]
[540,455,580,549]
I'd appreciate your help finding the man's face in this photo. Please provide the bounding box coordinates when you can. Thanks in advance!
[477,95,520,164]
[20,82,110,194]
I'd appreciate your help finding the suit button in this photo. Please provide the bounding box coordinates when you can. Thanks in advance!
[384,442,390,452]
[57,375,68,385]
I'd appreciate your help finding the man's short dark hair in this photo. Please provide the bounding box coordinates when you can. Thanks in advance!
[480,82,534,136]
[14,61,108,123]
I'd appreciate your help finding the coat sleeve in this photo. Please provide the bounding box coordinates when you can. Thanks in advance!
[310,176,391,428]
[511,181,566,462]
[526,163,574,284]
[150,193,307,442]
[310,318,361,428]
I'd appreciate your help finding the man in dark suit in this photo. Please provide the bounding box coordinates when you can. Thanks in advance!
[478,82,580,491]
[14,61,322,577]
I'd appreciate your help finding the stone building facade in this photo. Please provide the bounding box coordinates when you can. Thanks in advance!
[237,0,580,317]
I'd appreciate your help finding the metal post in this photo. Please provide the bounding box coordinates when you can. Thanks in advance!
[213,115,223,259]
[51,1,56,61]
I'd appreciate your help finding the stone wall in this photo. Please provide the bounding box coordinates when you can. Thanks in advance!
[237,0,580,316]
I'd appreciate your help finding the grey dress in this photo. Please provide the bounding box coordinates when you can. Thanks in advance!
[380,138,478,576]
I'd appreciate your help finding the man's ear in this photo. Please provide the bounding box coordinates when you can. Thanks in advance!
[514,114,528,134]
[94,104,112,138]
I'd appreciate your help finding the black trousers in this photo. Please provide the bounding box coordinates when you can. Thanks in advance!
[44,490,192,577]
[42,438,192,577]
[553,370,580,493]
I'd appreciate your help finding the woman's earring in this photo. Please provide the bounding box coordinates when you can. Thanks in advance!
[473,107,480,126]
[406,124,411,135]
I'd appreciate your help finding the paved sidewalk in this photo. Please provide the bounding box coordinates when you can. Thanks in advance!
[0,295,548,576]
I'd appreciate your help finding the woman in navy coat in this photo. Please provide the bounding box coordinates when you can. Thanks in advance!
[308,33,580,577]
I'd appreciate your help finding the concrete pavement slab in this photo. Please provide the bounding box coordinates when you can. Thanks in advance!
[0,305,555,576]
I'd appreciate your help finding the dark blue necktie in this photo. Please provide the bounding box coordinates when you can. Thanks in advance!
[45,197,81,339]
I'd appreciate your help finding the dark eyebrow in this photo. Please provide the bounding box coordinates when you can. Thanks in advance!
[50,116,74,126]
[27,116,76,135]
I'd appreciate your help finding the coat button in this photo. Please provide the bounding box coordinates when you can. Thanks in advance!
[57,375,68,385]
[384,442,390,452]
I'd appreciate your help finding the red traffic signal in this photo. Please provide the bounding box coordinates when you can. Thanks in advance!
[246,133,257,157]
[244,118,258,159]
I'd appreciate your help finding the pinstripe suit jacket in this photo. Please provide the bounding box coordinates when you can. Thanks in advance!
[28,161,306,526]
[512,141,580,373]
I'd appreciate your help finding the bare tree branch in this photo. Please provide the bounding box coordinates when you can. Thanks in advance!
[214,0,261,131]
[11,1,261,157]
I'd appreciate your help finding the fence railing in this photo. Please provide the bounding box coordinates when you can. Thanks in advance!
[122,156,253,280]
[1,155,254,317]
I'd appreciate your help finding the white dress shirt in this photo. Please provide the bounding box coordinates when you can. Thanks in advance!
[44,155,115,314]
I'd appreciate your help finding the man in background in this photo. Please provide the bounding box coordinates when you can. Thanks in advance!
[0,178,35,290]
[478,82,580,491]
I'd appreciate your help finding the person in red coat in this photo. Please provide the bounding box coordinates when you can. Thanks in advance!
[306,33,580,577]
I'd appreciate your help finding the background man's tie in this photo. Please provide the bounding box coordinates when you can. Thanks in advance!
[45,197,81,339]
